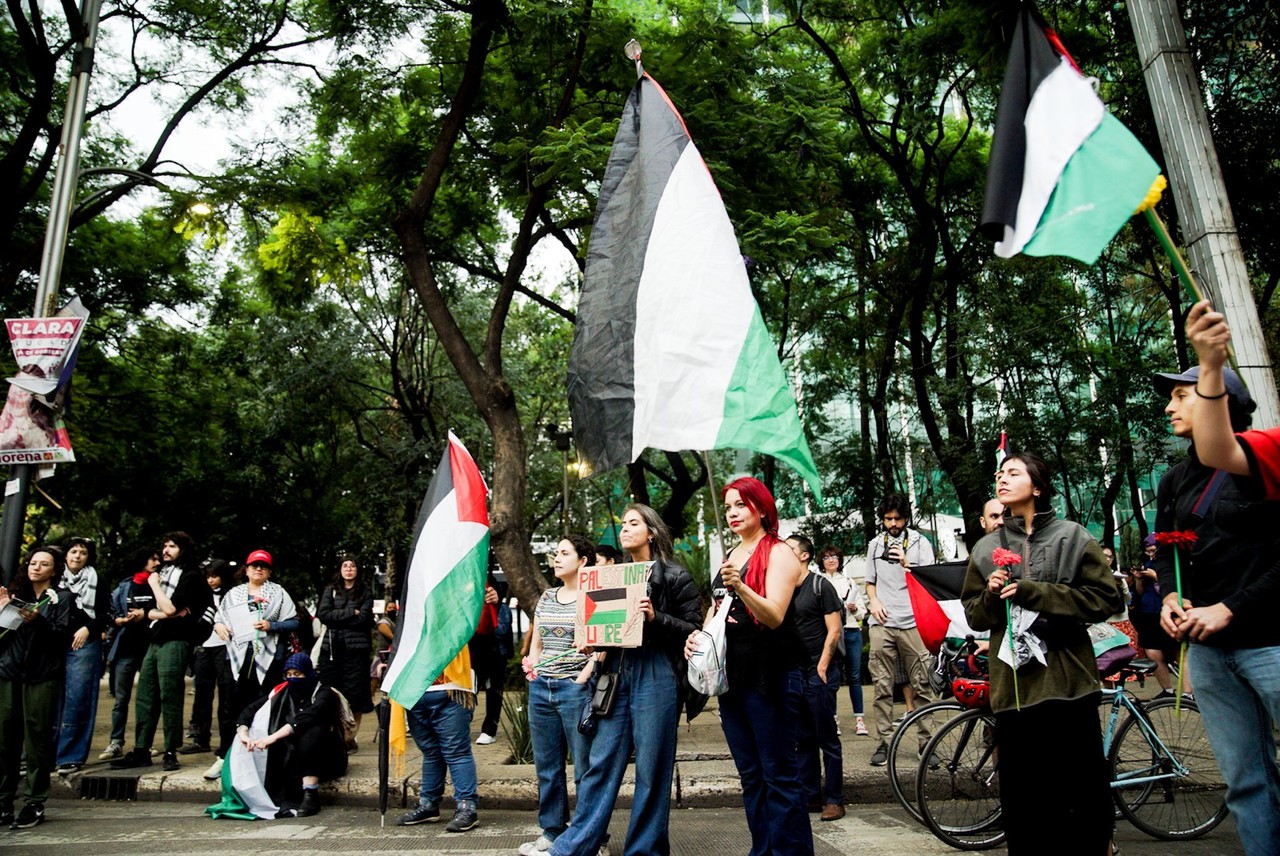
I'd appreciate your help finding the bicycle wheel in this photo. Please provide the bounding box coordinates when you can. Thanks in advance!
[915,708,1006,850]
[1109,697,1228,840]
[886,698,966,823]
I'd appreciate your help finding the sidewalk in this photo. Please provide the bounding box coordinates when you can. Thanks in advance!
[53,677,905,809]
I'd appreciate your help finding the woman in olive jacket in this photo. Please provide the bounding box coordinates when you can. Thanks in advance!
[962,453,1121,855]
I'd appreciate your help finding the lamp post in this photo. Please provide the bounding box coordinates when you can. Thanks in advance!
[545,423,573,533]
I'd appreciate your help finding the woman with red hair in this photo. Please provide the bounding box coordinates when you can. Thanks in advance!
[687,476,813,854]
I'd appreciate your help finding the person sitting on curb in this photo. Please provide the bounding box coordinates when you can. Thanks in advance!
[207,652,347,819]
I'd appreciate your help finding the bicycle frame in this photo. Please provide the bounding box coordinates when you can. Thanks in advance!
[1101,688,1190,789]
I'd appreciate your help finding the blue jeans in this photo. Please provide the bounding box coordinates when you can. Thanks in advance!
[56,639,104,765]
[406,690,477,806]
[840,628,864,715]
[797,668,843,805]
[1188,643,1280,856]
[108,653,142,744]
[529,675,592,841]
[550,645,678,856]
[719,668,813,856]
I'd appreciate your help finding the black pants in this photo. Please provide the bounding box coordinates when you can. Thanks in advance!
[468,636,505,736]
[190,647,235,751]
[994,692,1111,855]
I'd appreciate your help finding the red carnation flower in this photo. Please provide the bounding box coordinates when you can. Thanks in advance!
[992,547,1023,569]
[1153,530,1198,548]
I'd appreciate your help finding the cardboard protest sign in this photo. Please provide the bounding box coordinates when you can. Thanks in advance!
[575,561,652,648]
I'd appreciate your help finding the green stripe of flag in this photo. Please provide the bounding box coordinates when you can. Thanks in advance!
[586,609,630,627]
[717,305,823,502]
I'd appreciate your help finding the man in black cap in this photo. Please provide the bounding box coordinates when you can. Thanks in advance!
[1151,360,1280,856]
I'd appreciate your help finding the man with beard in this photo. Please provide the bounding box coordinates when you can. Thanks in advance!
[865,494,936,766]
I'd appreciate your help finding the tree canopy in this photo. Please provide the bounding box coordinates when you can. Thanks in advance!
[3,0,1276,602]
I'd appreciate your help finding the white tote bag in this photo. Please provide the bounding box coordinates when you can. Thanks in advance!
[687,592,732,697]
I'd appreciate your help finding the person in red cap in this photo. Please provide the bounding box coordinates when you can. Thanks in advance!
[110,531,212,773]
[203,549,298,781]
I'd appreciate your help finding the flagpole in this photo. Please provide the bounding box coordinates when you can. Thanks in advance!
[701,451,731,577]
[1139,194,1243,381]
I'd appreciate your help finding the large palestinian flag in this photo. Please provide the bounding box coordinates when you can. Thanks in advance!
[381,432,489,708]
[905,561,985,655]
[980,5,1161,264]
[567,72,822,503]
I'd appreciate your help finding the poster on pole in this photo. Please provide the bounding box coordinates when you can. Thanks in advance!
[0,311,86,465]
[575,561,652,648]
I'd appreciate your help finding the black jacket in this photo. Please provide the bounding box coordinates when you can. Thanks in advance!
[645,557,704,719]
[0,588,74,682]
[1155,450,1280,649]
[317,584,374,662]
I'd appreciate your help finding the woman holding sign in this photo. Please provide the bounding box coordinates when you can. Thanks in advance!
[687,476,812,855]
[546,505,701,856]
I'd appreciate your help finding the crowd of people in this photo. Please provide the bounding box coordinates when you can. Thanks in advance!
[0,300,1277,855]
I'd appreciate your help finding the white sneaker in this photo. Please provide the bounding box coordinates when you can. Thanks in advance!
[476,733,496,745]
[598,845,610,856]
[98,740,123,760]
[517,834,553,855]
[203,757,224,780]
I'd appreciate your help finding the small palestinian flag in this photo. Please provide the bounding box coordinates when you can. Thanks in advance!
[582,587,629,627]
[567,72,822,503]
[905,561,984,655]
[981,5,1162,264]
[995,431,1008,470]
[381,432,489,708]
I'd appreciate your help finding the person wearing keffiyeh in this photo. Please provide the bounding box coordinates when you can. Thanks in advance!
[204,550,298,782]
[54,536,110,773]
[110,531,212,774]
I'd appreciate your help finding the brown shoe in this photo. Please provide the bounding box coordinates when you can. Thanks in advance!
[820,803,846,822]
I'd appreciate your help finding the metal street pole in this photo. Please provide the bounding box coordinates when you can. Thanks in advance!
[1127,0,1280,425]
[0,0,103,580]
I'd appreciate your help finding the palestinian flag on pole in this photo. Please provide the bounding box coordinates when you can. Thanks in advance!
[905,561,984,655]
[567,72,822,503]
[995,431,1008,470]
[980,4,1162,264]
[381,432,489,709]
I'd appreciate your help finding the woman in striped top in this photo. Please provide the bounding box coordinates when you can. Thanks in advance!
[520,535,598,856]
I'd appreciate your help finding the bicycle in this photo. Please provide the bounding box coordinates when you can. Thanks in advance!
[885,638,986,822]
[915,658,1228,851]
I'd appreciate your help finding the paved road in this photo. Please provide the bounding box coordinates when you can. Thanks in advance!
[9,801,1242,855]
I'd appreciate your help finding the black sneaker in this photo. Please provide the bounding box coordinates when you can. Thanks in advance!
[396,801,440,825]
[445,802,478,832]
[56,762,82,775]
[869,742,889,766]
[176,742,210,755]
[11,802,43,830]
[162,751,180,771]
[0,802,13,826]
[110,748,153,769]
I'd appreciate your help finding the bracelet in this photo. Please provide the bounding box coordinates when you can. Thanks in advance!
[1195,384,1228,400]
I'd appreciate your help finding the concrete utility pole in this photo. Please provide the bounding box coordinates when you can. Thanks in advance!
[1127,0,1280,425]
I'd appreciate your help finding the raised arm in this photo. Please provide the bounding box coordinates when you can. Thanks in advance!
[1186,300,1250,474]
